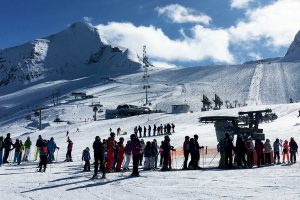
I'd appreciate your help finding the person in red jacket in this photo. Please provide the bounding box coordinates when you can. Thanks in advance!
[255,138,264,167]
[116,137,125,172]
[106,132,116,172]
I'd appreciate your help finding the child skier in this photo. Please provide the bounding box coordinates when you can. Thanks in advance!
[282,140,290,164]
[82,147,91,171]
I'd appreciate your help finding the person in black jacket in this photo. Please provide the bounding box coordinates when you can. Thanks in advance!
[224,133,234,169]
[235,135,247,168]
[3,133,13,163]
[93,136,106,178]
[0,136,4,166]
[193,134,204,169]
[161,135,175,171]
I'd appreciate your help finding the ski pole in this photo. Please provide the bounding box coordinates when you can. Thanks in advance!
[209,152,219,165]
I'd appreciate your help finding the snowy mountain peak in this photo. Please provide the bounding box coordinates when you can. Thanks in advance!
[0,22,141,90]
[282,30,300,62]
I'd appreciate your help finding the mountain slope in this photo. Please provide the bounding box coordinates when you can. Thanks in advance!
[282,30,300,62]
[0,22,141,91]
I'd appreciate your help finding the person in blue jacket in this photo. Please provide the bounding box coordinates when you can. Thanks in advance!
[47,137,59,163]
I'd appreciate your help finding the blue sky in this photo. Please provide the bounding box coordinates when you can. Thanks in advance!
[1,0,300,67]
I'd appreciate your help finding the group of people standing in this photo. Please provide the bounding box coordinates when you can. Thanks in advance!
[133,123,175,138]
[182,134,204,170]
[217,133,298,169]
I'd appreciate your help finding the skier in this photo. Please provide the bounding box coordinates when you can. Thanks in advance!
[143,141,152,170]
[193,134,204,169]
[224,133,234,169]
[65,138,73,162]
[273,138,282,164]
[161,135,175,171]
[160,124,163,135]
[246,137,255,168]
[148,125,151,137]
[151,139,159,169]
[117,127,121,136]
[255,138,264,167]
[163,124,167,134]
[123,140,132,171]
[23,137,32,161]
[35,135,43,161]
[130,134,142,176]
[264,139,272,165]
[19,140,24,164]
[157,126,161,135]
[282,140,290,164]
[171,123,175,133]
[217,138,226,169]
[116,137,125,172]
[138,126,142,138]
[235,135,247,168]
[166,123,171,135]
[106,132,116,172]
[153,124,157,136]
[93,136,106,178]
[0,136,3,166]
[289,137,298,164]
[13,139,22,165]
[82,147,91,171]
[159,141,163,166]
[38,140,48,172]
[134,126,138,137]
[183,136,190,170]
[3,133,13,163]
[66,130,69,137]
[139,139,145,166]
[143,126,147,137]
[47,137,59,163]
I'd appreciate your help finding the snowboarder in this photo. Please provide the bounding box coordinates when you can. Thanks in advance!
[35,135,43,161]
[106,132,116,172]
[116,137,125,172]
[273,138,282,164]
[255,138,264,167]
[183,136,190,170]
[38,140,48,172]
[123,140,132,171]
[130,134,141,176]
[264,139,272,165]
[82,147,91,171]
[235,135,247,168]
[47,137,59,163]
[3,133,13,163]
[93,136,106,178]
[65,138,73,162]
[289,137,298,163]
[282,140,290,164]
[23,137,32,161]
[0,136,3,166]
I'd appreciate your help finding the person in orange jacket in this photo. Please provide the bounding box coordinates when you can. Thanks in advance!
[282,139,290,164]
[116,137,125,172]
[106,132,116,172]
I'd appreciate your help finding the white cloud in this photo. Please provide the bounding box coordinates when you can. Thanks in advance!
[247,52,262,60]
[83,16,93,23]
[155,4,211,25]
[229,0,300,47]
[97,22,234,64]
[230,0,253,9]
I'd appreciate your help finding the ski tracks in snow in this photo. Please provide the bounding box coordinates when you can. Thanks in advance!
[246,63,263,106]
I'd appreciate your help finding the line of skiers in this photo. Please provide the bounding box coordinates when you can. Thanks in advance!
[81,132,177,178]
[133,123,175,138]
[217,133,298,169]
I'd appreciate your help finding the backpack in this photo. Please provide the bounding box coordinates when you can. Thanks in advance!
[42,146,48,154]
